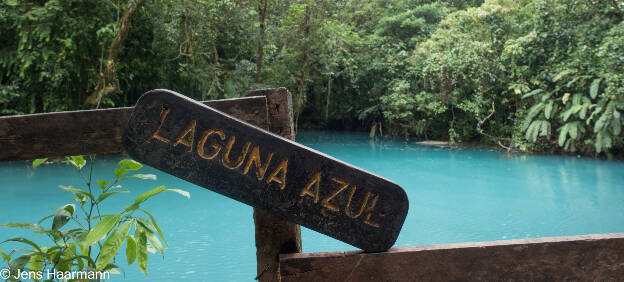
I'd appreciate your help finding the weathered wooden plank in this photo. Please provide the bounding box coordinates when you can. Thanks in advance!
[122,89,408,252]
[280,233,624,281]
[0,96,268,162]
[247,88,302,282]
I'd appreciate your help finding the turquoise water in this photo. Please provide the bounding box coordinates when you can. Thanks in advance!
[1,130,623,281]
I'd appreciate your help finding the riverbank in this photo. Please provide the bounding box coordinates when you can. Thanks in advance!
[308,129,624,161]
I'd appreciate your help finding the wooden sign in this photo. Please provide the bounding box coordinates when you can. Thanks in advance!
[122,89,408,252]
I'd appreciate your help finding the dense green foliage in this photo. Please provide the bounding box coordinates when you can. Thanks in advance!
[1,0,622,157]
[0,156,189,279]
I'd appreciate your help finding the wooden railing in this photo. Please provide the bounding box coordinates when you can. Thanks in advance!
[2,88,623,281]
[0,95,269,162]
[279,233,624,281]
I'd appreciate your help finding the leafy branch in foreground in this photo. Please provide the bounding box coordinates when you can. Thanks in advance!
[0,156,190,281]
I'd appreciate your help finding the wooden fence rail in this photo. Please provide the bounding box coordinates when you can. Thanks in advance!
[0,96,268,162]
[280,233,624,281]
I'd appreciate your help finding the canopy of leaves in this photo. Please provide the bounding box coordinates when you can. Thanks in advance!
[1,0,622,157]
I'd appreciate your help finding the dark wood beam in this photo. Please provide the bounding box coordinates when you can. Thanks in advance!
[279,233,624,281]
[0,96,268,162]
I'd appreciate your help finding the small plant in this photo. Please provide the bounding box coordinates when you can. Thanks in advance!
[0,156,189,281]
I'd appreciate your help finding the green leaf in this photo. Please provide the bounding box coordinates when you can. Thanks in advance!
[561,107,574,122]
[588,105,603,124]
[128,186,190,212]
[166,189,191,200]
[521,89,543,99]
[136,227,148,275]
[595,131,613,153]
[612,114,621,135]
[540,92,553,102]
[45,247,63,268]
[0,246,9,263]
[134,186,166,204]
[96,220,132,270]
[57,255,90,269]
[69,156,86,170]
[553,69,577,82]
[62,204,75,217]
[544,101,553,119]
[525,120,540,142]
[139,209,168,246]
[29,253,44,272]
[74,194,89,205]
[97,191,130,203]
[564,139,572,151]
[566,76,582,88]
[590,78,602,99]
[52,204,75,230]
[572,94,581,106]
[604,132,613,149]
[522,103,545,131]
[123,174,157,180]
[102,263,124,275]
[594,111,609,133]
[59,185,94,202]
[137,218,164,255]
[82,214,124,247]
[55,244,76,272]
[0,222,44,232]
[580,104,588,119]
[124,203,140,212]
[9,254,31,270]
[118,159,142,170]
[38,214,54,225]
[115,168,127,179]
[571,104,583,115]
[126,235,137,265]
[569,122,579,139]
[32,158,47,168]
[97,180,111,191]
[55,228,85,242]
[58,185,83,194]
[147,243,157,254]
[116,159,142,179]
[539,120,550,138]
[558,124,569,147]
[1,237,44,255]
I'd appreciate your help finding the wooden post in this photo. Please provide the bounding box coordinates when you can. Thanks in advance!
[247,88,302,281]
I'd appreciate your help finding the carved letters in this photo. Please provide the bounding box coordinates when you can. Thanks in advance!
[123,89,408,252]
[151,108,382,227]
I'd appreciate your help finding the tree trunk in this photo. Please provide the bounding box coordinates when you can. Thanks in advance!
[325,77,331,121]
[86,0,144,108]
[255,0,268,83]
[206,24,220,100]
[295,2,311,132]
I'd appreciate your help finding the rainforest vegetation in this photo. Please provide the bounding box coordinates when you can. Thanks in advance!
[1,0,623,157]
